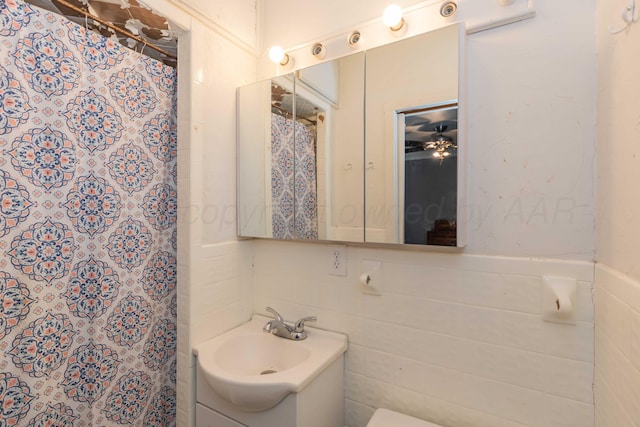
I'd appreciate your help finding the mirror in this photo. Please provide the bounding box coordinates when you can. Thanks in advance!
[237,74,293,239]
[237,24,464,247]
[365,24,463,246]
[296,53,365,242]
[237,54,365,241]
[401,104,459,245]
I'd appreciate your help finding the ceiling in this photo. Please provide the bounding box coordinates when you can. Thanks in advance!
[24,0,178,67]
[404,107,458,154]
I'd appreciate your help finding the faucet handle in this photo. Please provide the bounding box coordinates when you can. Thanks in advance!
[265,307,284,323]
[294,316,317,332]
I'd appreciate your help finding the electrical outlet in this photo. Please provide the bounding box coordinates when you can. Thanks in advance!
[328,245,347,276]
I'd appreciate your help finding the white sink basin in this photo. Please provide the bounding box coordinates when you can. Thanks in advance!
[193,315,348,412]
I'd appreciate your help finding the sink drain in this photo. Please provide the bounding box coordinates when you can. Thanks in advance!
[260,369,277,375]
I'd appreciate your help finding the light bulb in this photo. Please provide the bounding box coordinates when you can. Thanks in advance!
[269,46,285,64]
[383,4,405,30]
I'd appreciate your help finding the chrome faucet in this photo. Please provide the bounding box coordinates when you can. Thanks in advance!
[262,307,317,340]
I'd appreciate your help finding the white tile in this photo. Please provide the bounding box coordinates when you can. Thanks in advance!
[455,270,506,308]
[363,293,457,334]
[576,281,595,321]
[596,263,640,313]
[363,319,463,370]
[461,340,593,402]
[631,310,640,373]
[364,350,396,383]
[595,327,640,423]
[376,250,594,282]
[419,394,531,427]
[541,320,595,363]
[394,358,460,402]
[500,274,542,314]
[250,242,596,426]
[594,284,632,358]
[451,304,504,345]
[501,313,594,363]
[451,372,546,426]
[381,262,459,301]
[381,384,426,421]
[345,344,366,375]
[344,398,375,427]
[542,394,595,427]
[344,371,368,404]
[594,371,636,427]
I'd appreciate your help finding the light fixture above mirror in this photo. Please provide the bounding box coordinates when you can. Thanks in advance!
[383,4,408,35]
[269,45,294,69]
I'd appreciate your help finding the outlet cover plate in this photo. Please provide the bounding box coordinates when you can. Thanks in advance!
[328,245,347,276]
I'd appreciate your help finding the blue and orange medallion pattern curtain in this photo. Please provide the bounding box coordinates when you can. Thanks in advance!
[271,113,317,239]
[0,0,177,425]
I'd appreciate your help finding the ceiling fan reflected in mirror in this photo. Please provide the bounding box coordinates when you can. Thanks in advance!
[422,124,457,160]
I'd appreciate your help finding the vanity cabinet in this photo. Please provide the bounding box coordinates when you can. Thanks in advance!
[196,403,245,427]
[195,355,344,427]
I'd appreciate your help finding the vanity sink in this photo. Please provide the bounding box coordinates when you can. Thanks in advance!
[193,315,348,412]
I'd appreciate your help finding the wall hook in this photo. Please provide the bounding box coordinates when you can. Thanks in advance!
[609,0,638,34]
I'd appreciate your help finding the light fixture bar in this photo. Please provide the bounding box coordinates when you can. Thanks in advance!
[260,0,536,76]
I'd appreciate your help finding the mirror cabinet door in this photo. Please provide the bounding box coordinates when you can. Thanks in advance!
[237,53,366,242]
[364,24,462,246]
[238,75,295,239]
[294,53,365,242]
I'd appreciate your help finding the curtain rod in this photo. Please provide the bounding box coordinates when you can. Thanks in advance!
[50,0,177,60]
[271,104,317,126]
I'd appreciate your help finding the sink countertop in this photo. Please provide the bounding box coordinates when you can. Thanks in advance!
[193,314,348,412]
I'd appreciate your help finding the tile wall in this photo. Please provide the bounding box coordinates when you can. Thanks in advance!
[594,265,640,426]
[252,240,595,427]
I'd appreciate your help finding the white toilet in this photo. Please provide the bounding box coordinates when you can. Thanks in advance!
[367,409,443,427]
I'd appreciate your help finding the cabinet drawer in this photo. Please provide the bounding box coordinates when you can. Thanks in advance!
[196,403,246,427]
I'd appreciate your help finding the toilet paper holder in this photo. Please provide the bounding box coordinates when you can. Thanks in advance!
[541,276,577,325]
[360,260,382,295]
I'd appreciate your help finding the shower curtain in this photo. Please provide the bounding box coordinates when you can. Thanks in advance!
[271,113,318,239]
[0,1,177,426]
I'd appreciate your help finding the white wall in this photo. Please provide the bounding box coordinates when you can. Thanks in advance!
[594,0,640,425]
[595,0,640,279]
[255,0,597,426]
[162,0,259,425]
[261,0,596,259]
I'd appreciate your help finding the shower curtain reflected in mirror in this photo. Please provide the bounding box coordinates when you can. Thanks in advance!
[0,1,177,425]
[271,113,318,240]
